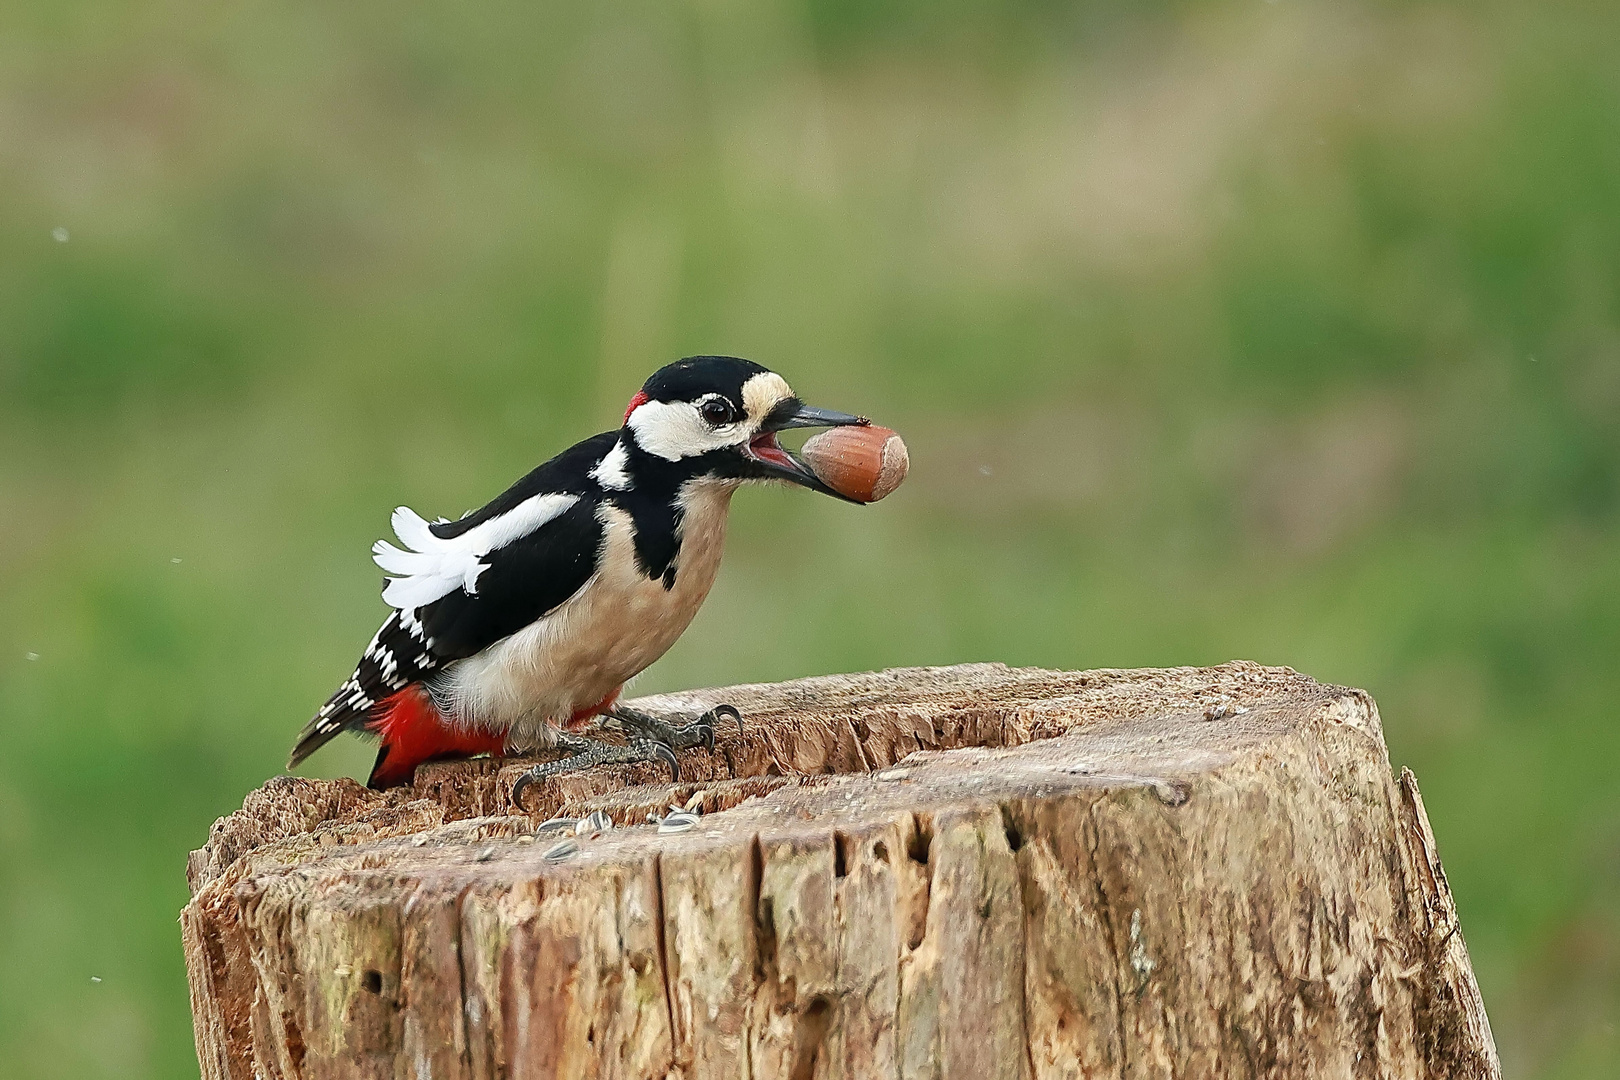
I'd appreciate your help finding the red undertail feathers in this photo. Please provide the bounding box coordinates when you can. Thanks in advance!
[366,686,508,788]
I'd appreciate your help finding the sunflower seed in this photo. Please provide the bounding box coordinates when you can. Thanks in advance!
[543,839,580,862]
[658,813,700,835]
[576,810,613,835]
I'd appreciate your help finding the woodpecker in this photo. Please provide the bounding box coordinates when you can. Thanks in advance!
[288,356,867,795]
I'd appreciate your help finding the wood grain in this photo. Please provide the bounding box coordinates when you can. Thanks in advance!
[183,662,1500,1079]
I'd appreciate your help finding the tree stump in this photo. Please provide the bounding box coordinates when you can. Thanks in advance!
[181,662,1500,1079]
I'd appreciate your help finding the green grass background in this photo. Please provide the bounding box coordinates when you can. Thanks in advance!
[2,0,1617,1075]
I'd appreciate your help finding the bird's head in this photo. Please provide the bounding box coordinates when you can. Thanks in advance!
[620,356,867,500]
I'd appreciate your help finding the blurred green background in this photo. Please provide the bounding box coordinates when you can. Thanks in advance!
[1,0,1616,1075]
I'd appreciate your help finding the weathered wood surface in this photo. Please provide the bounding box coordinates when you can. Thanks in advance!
[182,662,1499,1079]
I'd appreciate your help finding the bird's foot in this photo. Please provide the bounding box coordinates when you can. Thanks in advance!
[507,705,742,811]
[607,703,744,754]
[510,733,680,810]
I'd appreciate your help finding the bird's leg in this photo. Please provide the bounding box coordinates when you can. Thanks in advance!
[606,703,744,754]
[510,732,679,809]
[508,705,743,811]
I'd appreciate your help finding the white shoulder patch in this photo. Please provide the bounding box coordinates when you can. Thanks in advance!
[590,441,633,490]
[371,492,579,610]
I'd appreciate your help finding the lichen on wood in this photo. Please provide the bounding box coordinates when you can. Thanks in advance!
[182,662,1500,1079]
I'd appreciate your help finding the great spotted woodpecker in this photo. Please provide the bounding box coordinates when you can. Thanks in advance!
[288,356,866,795]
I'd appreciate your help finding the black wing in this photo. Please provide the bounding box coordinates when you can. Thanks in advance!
[288,433,617,768]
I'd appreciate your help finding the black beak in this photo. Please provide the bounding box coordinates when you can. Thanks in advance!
[742,399,868,502]
[761,402,868,433]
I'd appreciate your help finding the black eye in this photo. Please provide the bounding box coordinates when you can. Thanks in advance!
[699,398,735,425]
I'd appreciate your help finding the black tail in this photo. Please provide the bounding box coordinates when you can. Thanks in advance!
[287,687,367,770]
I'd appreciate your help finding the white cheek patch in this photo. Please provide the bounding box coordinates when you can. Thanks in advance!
[741,372,793,427]
[628,399,742,461]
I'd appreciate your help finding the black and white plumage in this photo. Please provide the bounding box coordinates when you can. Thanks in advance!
[289,356,867,787]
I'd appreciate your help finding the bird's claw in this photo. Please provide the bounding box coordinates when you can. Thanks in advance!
[683,719,716,753]
[706,704,744,738]
[678,705,741,753]
[510,768,541,810]
[646,739,680,781]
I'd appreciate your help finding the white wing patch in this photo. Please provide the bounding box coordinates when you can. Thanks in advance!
[371,492,580,610]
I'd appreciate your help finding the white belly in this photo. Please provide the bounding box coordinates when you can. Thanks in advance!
[432,480,736,744]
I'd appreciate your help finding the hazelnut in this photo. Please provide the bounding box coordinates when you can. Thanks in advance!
[800,425,909,502]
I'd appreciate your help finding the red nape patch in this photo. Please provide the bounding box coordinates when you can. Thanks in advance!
[622,390,649,425]
[564,687,622,732]
[366,686,508,788]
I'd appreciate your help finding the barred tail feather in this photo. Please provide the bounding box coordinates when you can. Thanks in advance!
[287,720,342,770]
[288,691,365,769]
